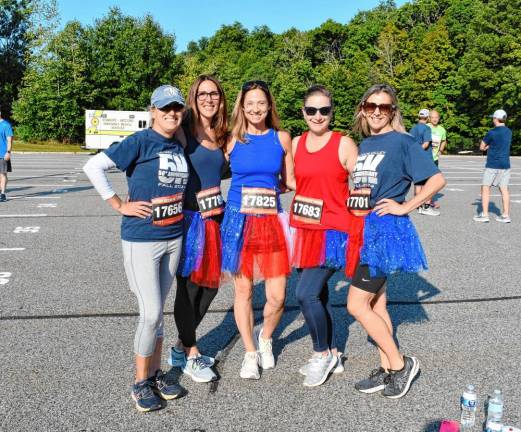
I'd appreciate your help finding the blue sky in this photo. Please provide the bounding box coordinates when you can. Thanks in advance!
[57,0,408,52]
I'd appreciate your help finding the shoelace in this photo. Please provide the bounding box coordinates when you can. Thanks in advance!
[135,381,155,399]
[191,356,209,370]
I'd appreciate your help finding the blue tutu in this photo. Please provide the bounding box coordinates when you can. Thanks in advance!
[178,210,206,277]
[324,230,348,269]
[360,212,428,277]
[220,205,246,274]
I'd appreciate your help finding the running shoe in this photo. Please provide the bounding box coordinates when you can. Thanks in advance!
[473,213,490,223]
[183,355,217,383]
[255,328,275,370]
[168,346,214,368]
[240,352,260,380]
[0,193,6,202]
[299,352,344,376]
[495,215,511,223]
[382,356,420,399]
[131,378,163,412]
[152,370,185,400]
[354,367,389,394]
[303,351,336,387]
[418,206,440,216]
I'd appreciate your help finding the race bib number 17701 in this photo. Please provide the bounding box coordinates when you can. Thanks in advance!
[197,186,224,218]
[240,187,277,215]
[151,193,184,226]
[347,188,372,217]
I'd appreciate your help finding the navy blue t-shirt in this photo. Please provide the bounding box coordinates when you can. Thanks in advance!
[104,128,189,241]
[353,131,440,207]
[183,128,226,211]
[483,126,511,169]
[409,123,432,150]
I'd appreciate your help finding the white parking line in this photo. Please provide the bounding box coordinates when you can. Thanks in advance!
[8,184,86,187]
[0,248,25,251]
[0,214,47,218]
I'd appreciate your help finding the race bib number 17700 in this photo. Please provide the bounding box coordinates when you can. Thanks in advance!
[151,193,184,226]
[240,187,277,215]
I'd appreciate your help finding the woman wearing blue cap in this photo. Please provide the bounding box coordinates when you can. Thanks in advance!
[84,85,188,412]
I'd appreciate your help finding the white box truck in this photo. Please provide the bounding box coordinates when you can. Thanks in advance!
[85,110,150,150]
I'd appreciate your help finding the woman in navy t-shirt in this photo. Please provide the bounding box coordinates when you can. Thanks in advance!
[347,84,446,399]
[83,85,189,412]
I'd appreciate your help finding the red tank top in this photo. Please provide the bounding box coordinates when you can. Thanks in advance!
[290,131,351,232]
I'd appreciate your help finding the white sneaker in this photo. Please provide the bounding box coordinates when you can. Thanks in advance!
[495,215,511,223]
[240,352,260,380]
[255,328,275,370]
[473,213,490,223]
[183,355,217,383]
[418,206,440,216]
[303,351,336,387]
[299,352,344,376]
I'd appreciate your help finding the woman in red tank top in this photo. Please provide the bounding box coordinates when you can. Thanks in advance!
[290,85,364,387]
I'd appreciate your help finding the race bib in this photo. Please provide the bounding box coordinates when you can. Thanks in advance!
[151,193,184,226]
[197,186,224,218]
[240,187,277,215]
[347,188,372,217]
[291,195,323,224]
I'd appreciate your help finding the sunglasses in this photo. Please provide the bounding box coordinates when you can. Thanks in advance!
[158,103,184,113]
[304,106,332,116]
[242,80,270,92]
[362,102,396,116]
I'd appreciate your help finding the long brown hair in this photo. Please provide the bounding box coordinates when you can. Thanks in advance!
[231,81,280,143]
[185,75,228,148]
[352,84,405,137]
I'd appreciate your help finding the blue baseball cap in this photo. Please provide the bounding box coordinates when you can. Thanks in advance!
[151,85,185,109]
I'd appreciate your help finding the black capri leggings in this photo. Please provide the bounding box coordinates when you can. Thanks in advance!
[174,275,218,348]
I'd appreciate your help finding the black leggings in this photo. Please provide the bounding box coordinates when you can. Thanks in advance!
[174,276,218,347]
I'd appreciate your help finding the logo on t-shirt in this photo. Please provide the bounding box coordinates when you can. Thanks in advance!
[157,151,189,186]
[353,152,385,188]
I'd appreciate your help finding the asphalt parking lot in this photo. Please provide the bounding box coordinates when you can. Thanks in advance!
[1,153,520,432]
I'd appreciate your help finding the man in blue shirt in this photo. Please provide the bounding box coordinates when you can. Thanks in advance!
[0,109,14,202]
[474,109,512,223]
[410,109,439,216]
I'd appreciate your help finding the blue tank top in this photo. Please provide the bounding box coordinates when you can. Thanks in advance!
[183,129,226,211]
[227,129,284,208]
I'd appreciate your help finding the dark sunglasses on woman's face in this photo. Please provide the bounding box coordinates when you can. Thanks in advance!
[304,106,332,116]
[242,80,269,92]
[158,103,184,113]
[362,102,396,116]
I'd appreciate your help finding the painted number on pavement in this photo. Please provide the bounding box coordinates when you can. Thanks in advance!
[14,226,40,233]
[0,272,12,285]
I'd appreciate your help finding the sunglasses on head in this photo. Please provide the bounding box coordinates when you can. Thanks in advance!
[362,102,396,115]
[242,80,269,92]
[304,106,332,116]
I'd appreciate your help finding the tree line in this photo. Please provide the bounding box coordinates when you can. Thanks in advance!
[2,0,520,153]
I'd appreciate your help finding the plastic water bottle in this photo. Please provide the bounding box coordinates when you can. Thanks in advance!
[485,390,504,431]
[460,384,477,429]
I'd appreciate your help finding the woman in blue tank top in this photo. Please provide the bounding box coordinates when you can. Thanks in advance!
[222,80,295,380]
[169,76,228,383]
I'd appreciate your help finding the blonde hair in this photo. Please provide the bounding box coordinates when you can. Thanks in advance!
[352,84,405,137]
[231,81,280,143]
[185,75,228,148]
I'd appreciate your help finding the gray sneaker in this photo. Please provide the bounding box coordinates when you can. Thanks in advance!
[354,367,389,394]
[303,351,336,387]
[168,346,214,368]
[299,352,344,376]
[473,213,490,223]
[382,356,420,399]
[418,206,440,216]
[495,215,511,223]
[182,355,217,383]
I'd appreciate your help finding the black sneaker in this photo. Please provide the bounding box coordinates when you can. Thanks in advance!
[152,369,185,400]
[131,378,163,412]
[382,356,419,399]
[0,193,6,202]
[354,367,389,394]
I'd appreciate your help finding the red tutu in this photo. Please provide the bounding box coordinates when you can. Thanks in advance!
[292,229,326,268]
[191,218,222,288]
[239,214,291,280]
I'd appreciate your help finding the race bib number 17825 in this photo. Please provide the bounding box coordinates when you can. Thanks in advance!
[240,187,277,215]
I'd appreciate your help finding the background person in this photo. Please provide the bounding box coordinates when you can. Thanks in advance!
[169,75,228,383]
[83,85,188,412]
[410,109,439,216]
[0,109,14,202]
[348,84,446,399]
[290,85,363,387]
[427,110,447,209]
[221,80,295,380]
[473,109,512,223]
